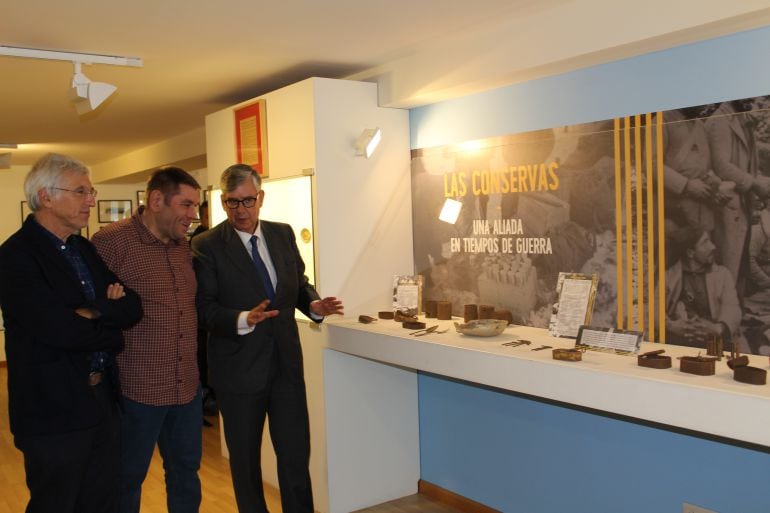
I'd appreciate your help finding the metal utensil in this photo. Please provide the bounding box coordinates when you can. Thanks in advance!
[502,339,531,347]
[410,325,438,336]
[415,325,446,336]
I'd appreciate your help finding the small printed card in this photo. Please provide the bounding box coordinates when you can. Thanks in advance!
[392,275,423,316]
[576,326,643,355]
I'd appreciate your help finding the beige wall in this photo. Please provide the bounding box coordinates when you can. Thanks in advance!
[0,165,37,361]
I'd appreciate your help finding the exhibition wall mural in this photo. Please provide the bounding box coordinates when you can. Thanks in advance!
[411,95,770,355]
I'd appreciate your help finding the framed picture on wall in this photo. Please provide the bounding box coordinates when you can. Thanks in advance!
[98,200,132,223]
[234,99,269,177]
[20,200,31,225]
[136,190,146,208]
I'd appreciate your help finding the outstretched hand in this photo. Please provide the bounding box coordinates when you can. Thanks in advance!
[310,297,344,317]
[246,299,280,326]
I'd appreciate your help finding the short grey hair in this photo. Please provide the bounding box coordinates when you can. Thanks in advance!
[24,153,90,212]
[220,164,261,193]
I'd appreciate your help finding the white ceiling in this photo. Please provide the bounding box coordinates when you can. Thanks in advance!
[2,0,770,172]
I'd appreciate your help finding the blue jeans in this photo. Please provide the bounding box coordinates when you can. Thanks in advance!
[119,388,202,513]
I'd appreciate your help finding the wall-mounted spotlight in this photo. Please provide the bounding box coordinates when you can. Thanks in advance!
[0,45,142,116]
[355,127,382,158]
[69,62,118,114]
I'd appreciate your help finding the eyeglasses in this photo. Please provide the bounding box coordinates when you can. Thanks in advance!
[53,187,98,198]
[223,197,257,209]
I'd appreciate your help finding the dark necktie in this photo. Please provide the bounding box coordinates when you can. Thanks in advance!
[249,235,275,301]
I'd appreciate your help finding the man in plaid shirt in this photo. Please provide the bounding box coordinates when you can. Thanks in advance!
[92,167,202,513]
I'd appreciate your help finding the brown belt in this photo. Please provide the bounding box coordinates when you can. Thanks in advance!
[89,371,104,386]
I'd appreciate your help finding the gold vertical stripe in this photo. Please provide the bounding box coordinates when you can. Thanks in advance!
[634,115,644,330]
[656,111,666,343]
[624,117,634,329]
[614,118,624,329]
[645,112,655,340]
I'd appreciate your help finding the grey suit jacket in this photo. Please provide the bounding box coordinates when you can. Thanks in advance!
[191,219,320,394]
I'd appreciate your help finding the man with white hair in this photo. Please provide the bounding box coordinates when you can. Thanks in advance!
[0,153,142,513]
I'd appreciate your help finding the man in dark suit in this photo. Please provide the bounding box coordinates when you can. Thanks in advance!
[192,164,342,513]
[190,200,216,424]
[0,153,142,513]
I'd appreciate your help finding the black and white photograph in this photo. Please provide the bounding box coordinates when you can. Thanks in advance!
[412,95,770,355]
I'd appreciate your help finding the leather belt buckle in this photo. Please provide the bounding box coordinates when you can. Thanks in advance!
[89,371,104,386]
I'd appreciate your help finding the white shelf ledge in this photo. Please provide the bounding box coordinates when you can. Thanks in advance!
[326,317,770,448]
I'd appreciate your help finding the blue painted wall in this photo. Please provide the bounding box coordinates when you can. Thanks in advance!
[410,25,770,513]
[420,374,770,513]
[411,26,770,150]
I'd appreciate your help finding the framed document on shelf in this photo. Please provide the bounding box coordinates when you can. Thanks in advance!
[234,99,269,177]
[392,275,423,316]
[548,272,598,338]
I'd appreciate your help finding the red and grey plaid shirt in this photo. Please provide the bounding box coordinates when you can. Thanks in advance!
[92,208,198,406]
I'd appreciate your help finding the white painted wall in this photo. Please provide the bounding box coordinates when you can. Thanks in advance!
[205,79,316,185]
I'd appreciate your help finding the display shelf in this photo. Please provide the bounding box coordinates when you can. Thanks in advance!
[325,317,770,448]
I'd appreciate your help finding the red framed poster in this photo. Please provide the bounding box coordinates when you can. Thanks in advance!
[234,99,268,177]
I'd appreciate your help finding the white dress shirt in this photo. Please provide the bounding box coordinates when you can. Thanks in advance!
[235,223,320,334]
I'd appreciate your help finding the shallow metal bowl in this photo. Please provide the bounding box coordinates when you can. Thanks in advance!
[454,319,508,337]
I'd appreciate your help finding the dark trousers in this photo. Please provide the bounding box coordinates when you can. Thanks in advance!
[119,388,202,513]
[14,381,120,513]
[218,370,313,513]
[197,328,210,391]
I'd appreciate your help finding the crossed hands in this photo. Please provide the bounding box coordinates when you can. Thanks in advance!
[75,282,126,319]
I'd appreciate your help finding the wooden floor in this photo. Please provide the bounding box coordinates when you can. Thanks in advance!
[0,367,457,513]
[353,494,465,513]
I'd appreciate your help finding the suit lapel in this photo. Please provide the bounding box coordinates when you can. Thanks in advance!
[22,218,82,288]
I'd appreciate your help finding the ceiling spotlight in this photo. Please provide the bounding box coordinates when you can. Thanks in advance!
[355,127,382,158]
[69,62,117,114]
[0,45,141,115]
